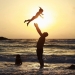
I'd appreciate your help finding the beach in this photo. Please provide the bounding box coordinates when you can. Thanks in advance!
[0,55,75,75]
[0,39,75,75]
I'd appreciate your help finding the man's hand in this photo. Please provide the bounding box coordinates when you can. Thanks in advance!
[34,23,39,27]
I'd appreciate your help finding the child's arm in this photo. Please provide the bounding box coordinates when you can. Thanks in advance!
[34,23,42,36]
[41,13,44,15]
[40,15,44,18]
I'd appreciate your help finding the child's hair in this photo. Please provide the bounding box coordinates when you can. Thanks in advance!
[16,54,20,58]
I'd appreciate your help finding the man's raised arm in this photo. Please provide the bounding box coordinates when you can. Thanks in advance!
[34,23,42,36]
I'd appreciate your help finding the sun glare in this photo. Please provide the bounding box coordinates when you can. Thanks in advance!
[32,11,54,29]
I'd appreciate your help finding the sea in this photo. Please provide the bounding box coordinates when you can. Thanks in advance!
[0,39,75,75]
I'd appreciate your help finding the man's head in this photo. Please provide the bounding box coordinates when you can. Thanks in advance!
[42,32,48,37]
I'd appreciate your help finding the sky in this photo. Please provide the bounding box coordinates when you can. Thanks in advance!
[0,0,75,39]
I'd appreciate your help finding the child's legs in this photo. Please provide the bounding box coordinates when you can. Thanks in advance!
[25,19,30,22]
[27,16,36,24]
[25,15,38,23]
[24,19,30,23]
[31,16,37,21]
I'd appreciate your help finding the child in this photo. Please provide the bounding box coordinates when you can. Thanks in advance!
[15,54,22,66]
[24,7,44,26]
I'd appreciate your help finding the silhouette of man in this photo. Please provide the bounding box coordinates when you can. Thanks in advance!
[24,7,44,26]
[34,23,48,69]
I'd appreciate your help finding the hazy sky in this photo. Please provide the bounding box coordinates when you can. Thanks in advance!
[0,0,75,39]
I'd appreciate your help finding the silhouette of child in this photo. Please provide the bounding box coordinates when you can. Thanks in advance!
[24,7,44,26]
[15,54,22,66]
[34,23,48,69]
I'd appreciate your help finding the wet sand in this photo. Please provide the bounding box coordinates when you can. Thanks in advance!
[0,62,75,75]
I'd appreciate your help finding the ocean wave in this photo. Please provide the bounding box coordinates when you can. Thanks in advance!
[0,55,75,64]
[47,39,75,44]
[44,44,75,49]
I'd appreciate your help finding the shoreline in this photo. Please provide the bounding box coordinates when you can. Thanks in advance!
[0,62,75,75]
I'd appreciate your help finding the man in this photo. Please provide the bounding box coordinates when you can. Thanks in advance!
[34,23,48,69]
[24,7,44,26]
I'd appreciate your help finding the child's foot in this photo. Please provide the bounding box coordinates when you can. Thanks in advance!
[24,20,26,23]
[27,22,29,26]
